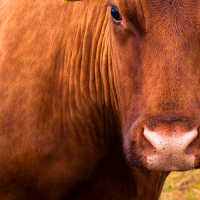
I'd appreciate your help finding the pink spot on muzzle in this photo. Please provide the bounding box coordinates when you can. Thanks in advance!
[143,128,198,171]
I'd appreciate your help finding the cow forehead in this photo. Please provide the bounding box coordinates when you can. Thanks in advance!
[108,0,200,32]
[109,0,200,39]
[109,0,199,10]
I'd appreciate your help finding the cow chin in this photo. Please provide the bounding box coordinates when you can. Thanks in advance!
[123,121,200,171]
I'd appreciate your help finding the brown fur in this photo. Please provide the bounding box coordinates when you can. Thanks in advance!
[1,0,200,199]
[109,0,200,169]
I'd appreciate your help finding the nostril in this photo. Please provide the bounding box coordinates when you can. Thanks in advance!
[144,128,198,153]
[143,129,163,150]
[186,131,200,154]
[141,132,157,155]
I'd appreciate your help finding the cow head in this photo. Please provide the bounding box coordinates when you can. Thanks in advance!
[107,0,200,171]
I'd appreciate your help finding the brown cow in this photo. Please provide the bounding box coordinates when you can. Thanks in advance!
[0,0,199,199]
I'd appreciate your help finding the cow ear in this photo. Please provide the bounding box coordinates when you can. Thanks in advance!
[63,0,81,2]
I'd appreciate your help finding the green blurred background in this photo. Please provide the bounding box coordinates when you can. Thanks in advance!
[160,170,200,200]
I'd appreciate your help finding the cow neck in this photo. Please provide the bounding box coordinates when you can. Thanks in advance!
[59,1,122,150]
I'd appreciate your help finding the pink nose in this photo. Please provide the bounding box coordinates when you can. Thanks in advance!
[143,128,198,171]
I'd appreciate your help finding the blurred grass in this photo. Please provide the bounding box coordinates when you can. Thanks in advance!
[160,170,200,200]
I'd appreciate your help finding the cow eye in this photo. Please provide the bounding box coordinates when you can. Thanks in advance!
[111,7,122,22]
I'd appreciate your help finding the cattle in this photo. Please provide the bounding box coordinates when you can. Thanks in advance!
[0,0,199,199]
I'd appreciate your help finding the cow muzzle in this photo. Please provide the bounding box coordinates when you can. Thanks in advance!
[143,127,198,171]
